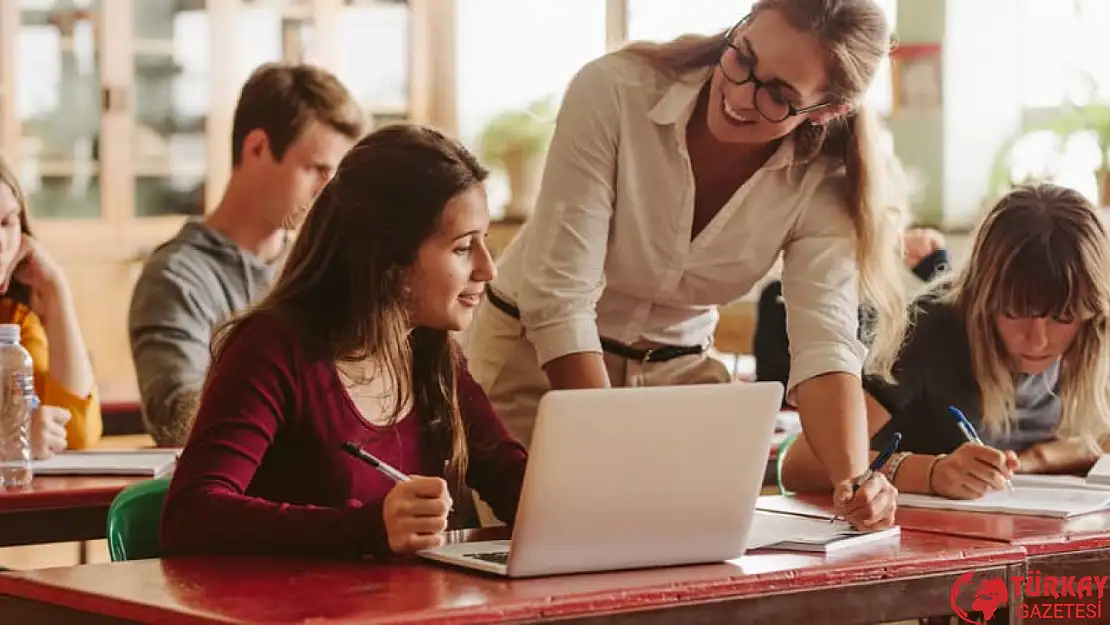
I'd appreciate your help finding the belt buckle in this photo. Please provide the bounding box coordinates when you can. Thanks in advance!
[640,347,657,363]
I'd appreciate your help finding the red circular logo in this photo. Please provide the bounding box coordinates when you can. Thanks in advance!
[950,571,1009,623]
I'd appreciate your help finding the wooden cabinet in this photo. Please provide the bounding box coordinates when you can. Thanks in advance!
[0,0,450,394]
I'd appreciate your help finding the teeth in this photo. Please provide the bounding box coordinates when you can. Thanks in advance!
[723,98,754,123]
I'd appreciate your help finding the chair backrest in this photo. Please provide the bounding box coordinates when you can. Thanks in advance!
[775,431,800,495]
[106,477,171,561]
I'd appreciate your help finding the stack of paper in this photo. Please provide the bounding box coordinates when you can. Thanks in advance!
[32,450,179,477]
[1087,455,1110,487]
[1010,474,1110,492]
[746,511,901,553]
[897,488,1110,519]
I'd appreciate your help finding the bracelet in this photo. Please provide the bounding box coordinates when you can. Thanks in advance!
[882,451,913,485]
[926,454,947,495]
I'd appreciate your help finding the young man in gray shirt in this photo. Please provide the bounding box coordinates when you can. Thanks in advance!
[129,63,365,446]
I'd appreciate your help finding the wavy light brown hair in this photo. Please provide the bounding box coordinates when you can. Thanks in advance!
[0,157,36,307]
[623,0,906,377]
[212,124,490,486]
[945,183,1110,446]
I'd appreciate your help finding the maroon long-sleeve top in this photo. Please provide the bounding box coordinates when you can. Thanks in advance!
[160,313,527,558]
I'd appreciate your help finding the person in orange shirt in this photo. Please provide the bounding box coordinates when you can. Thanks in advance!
[0,158,101,457]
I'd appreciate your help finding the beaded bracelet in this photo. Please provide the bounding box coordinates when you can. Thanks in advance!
[882,451,912,485]
[926,454,947,495]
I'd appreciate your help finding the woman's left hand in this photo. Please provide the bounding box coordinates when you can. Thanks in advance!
[832,472,898,531]
[10,235,66,308]
[1016,439,1098,475]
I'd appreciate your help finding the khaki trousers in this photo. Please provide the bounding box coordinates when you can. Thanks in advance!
[461,299,733,449]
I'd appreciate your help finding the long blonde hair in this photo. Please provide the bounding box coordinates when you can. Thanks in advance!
[946,183,1110,446]
[623,0,906,378]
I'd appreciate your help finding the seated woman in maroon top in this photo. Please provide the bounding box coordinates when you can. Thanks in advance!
[161,124,527,559]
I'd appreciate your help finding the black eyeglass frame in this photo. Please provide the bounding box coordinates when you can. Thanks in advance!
[717,16,835,123]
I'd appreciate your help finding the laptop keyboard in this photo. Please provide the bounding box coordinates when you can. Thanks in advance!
[464,551,510,565]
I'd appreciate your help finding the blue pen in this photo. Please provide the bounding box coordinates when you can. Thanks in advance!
[831,432,902,524]
[947,405,1014,492]
[854,431,903,492]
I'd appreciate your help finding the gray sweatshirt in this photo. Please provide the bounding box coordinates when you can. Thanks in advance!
[128,220,277,446]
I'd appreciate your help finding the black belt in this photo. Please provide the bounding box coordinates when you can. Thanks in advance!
[483,285,706,363]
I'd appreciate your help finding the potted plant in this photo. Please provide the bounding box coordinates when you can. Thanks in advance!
[987,102,1110,209]
[478,97,556,222]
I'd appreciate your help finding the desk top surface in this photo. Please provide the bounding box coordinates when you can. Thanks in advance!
[0,475,139,513]
[0,528,1023,625]
[760,494,1110,555]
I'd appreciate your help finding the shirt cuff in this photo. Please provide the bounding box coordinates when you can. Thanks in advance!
[525,318,604,367]
[785,342,865,403]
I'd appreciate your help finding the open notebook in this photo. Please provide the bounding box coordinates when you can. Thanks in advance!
[897,487,1110,519]
[31,450,179,477]
[746,510,901,553]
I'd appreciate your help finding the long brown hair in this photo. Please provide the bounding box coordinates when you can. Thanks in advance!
[944,183,1110,446]
[212,124,490,485]
[0,156,36,306]
[623,0,906,378]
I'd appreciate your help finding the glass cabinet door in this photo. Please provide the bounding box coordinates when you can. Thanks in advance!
[16,0,102,220]
[132,0,209,217]
[337,0,410,126]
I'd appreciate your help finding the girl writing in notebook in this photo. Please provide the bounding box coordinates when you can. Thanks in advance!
[161,125,527,558]
[782,183,1110,500]
[0,158,101,458]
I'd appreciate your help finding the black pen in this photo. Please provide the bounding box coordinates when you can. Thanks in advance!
[341,441,410,483]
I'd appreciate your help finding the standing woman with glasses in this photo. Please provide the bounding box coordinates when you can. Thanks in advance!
[463,0,906,530]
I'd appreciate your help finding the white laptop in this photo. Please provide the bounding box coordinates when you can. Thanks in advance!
[419,381,783,578]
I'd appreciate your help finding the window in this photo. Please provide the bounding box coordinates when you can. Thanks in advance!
[1018,0,1110,108]
[455,0,608,217]
[1002,1,1110,206]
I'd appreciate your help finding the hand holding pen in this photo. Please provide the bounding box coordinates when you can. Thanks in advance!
[945,410,1016,495]
[831,432,902,530]
[342,441,453,555]
[932,407,1019,499]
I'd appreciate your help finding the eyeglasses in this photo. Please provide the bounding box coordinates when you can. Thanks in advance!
[717,18,833,123]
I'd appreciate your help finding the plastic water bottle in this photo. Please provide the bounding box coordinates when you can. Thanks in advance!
[0,324,38,489]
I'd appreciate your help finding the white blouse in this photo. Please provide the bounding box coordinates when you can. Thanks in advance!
[490,50,866,394]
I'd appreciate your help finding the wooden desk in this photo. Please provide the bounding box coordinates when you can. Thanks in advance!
[99,380,143,437]
[0,476,141,548]
[0,529,1024,624]
[762,494,1110,589]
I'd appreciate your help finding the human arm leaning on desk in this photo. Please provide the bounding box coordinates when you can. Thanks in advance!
[160,316,391,558]
[516,58,618,391]
[128,264,214,447]
[1016,437,1104,475]
[781,306,1018,500]
[778,173,896,529]
[11,235,101,452]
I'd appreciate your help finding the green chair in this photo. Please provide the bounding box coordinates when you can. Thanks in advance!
[775,431,800,495]
[106,477,171,561]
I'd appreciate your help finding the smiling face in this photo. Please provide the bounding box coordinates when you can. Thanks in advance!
[405,185,496,332]
[706,9,834,144]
